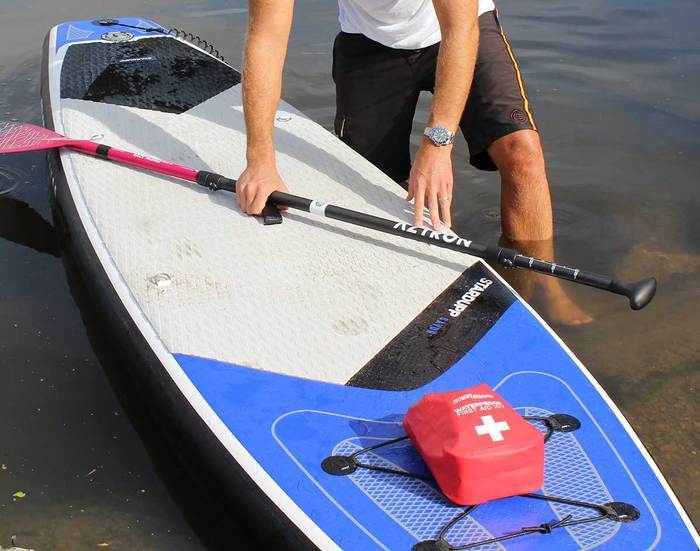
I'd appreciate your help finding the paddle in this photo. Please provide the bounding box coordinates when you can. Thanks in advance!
[0,120,656,309]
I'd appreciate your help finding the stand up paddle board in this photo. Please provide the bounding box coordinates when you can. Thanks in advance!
[42,18,699,550]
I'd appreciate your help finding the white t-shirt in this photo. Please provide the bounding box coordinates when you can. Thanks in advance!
[338,0,495,50]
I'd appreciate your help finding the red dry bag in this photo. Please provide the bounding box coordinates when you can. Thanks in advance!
[403,384,544,505]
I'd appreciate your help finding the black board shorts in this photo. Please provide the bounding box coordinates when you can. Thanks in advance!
[332,10,537,181]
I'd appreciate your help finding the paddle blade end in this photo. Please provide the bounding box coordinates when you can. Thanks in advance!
[0,120,69,154]
[627,276,657,310]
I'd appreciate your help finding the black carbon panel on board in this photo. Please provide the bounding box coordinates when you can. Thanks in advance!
[60,37,240,114]
[348,263,516,391]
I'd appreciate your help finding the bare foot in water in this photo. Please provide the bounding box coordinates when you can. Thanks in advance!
[498,236,593,327]
[539,278,594,326]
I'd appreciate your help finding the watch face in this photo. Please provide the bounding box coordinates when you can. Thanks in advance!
[431,127,451,146]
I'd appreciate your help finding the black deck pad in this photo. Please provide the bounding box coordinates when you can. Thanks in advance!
[348,263,516,391]
[60,37,240,114]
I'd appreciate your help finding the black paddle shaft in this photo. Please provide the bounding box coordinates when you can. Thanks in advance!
[196,171,656,310]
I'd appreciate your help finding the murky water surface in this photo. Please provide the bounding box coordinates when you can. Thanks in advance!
[1,1,698,549]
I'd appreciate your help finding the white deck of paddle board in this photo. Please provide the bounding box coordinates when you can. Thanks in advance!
[59,88,478,383]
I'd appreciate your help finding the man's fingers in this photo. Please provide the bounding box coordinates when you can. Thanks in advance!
[428,192,441,230]
[406,182,415,202]
[413,185,425,227]
[440,195,452,229]
[249,187,270,215]
[243,185,255,214]
[439,181,452,229]
[237,181,250,212]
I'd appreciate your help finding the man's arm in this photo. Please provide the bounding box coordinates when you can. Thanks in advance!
[407,0,479,229]
[237,0,294,215]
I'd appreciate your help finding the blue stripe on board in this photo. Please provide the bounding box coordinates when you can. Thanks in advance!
[55,18,167,51]
[174,301,697,549]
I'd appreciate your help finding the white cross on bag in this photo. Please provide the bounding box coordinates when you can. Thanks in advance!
[474,415,510,442]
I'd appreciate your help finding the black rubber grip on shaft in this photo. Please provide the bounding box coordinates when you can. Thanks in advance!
[268,191,313,211]
[196,170,237,193]
[95,144,111,158]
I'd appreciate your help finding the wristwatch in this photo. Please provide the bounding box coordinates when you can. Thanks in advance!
[424,126,455,146]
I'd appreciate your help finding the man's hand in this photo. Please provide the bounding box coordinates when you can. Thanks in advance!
[406,141,454,229]
[236,163,289,215]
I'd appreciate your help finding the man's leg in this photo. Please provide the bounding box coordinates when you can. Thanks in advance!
[458,11,552,242]
[460,11,591,325]
[489,130,592,325]
[488,129,552,242]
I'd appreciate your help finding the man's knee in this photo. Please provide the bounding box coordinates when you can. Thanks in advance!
[490,130,545,182]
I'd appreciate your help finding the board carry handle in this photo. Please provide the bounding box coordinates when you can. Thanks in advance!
[194,171,657,310]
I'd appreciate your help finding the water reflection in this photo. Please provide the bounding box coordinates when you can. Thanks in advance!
[0,194,59,257]
[0,164,23,196]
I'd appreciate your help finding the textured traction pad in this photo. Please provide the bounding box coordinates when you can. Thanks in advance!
[61,37,240,113]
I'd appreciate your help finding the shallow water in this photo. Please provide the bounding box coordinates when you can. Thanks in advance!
[0,1,698,549]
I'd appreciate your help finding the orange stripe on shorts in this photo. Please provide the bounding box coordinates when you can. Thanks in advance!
[495,10,537,130]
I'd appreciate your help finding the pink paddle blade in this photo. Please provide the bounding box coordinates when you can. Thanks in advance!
[0,119,196,182]
[0,121,76,154]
